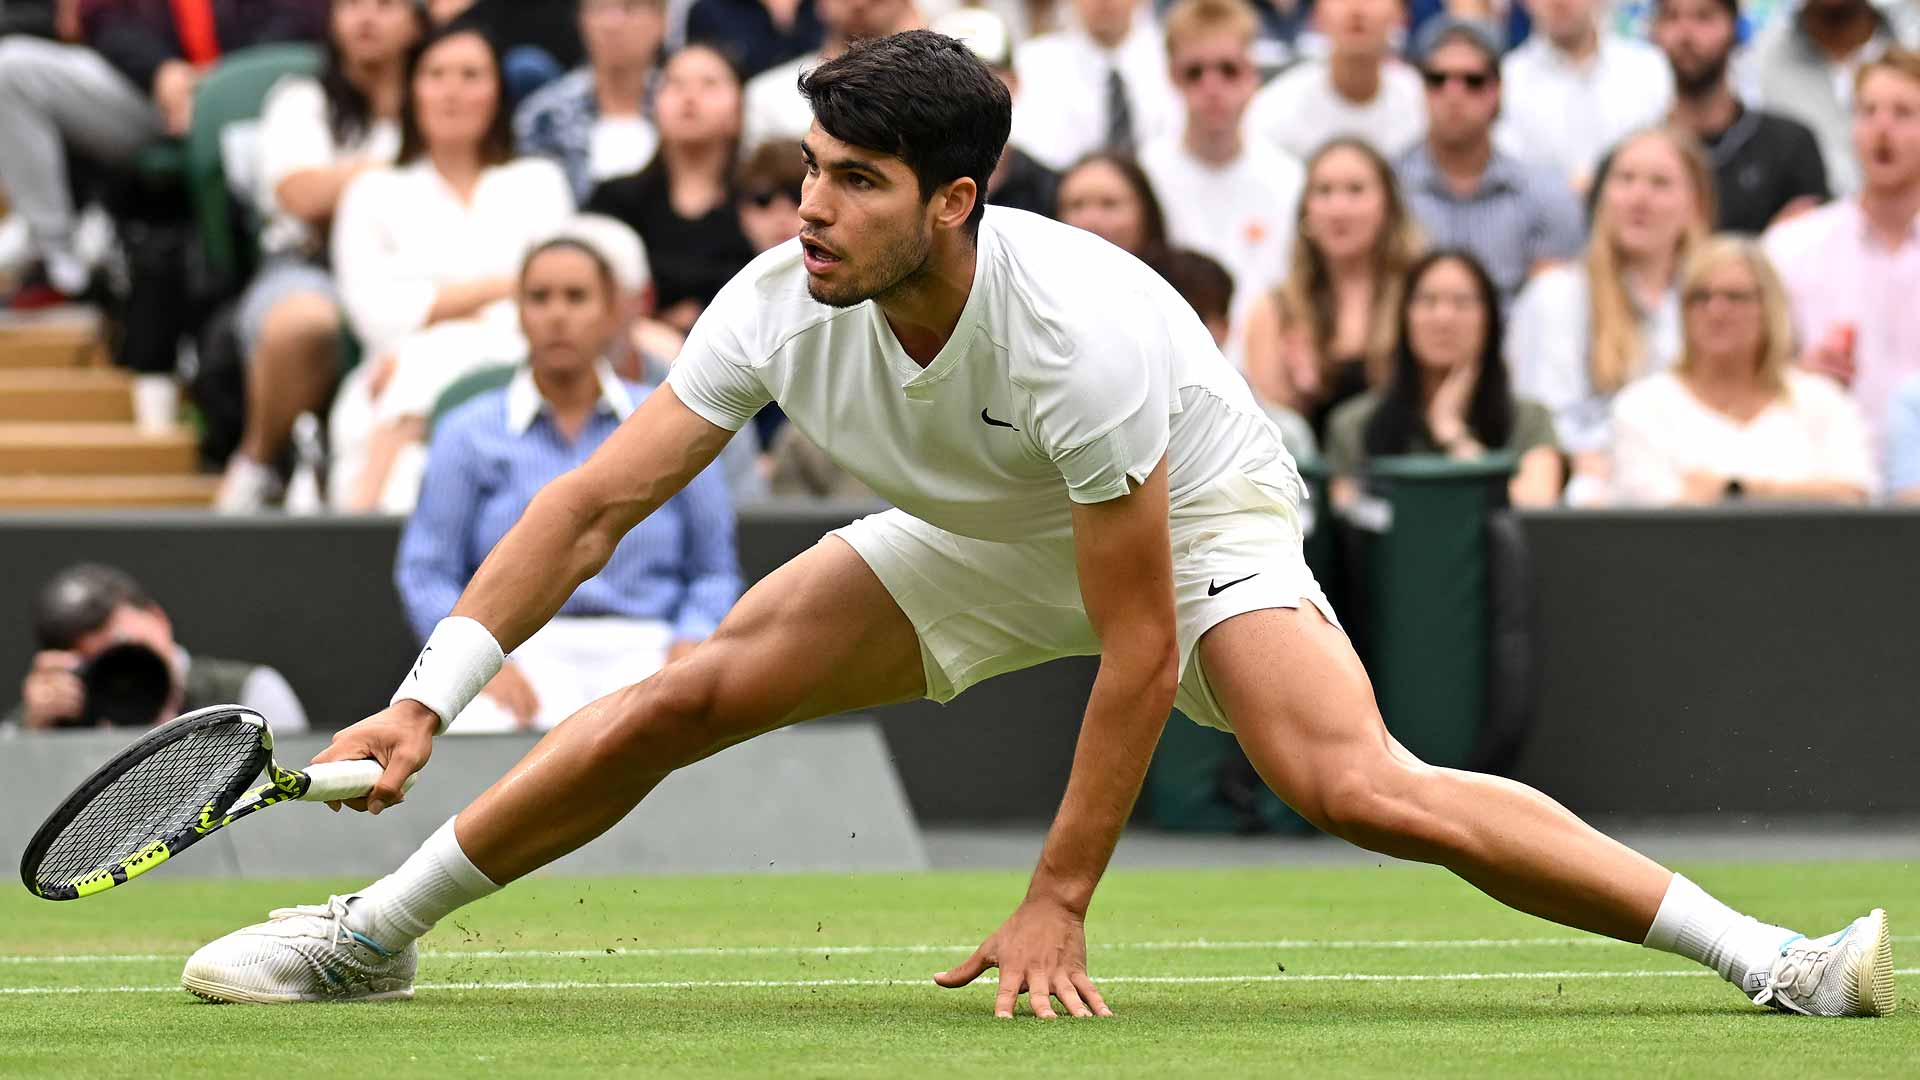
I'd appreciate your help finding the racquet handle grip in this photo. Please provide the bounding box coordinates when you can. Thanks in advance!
[300,760,420,803]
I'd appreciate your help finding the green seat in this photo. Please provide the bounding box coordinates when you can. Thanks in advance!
[185,43,322,290]
[429,364,519,434]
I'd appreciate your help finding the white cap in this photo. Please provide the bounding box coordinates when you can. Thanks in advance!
[533,213,652,297]
[932,7,1013,71]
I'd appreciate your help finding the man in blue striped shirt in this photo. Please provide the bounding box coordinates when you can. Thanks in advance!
[1395,17,1586,306]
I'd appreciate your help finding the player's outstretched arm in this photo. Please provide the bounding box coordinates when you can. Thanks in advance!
[316,385,736,810]
[934,459,1179,1018]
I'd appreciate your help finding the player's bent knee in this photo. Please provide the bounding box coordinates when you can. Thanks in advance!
[589,663,732,773]
[1309,760,1458,855]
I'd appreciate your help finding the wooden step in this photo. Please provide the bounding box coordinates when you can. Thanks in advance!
[0,423,197,475]
[0,310,105,368]
[0,368,133,422]
[0,473,218,508]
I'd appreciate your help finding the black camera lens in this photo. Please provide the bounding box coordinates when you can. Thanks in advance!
[80,643,173,728]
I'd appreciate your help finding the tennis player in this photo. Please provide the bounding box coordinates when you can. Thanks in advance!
[185,31,1893,1018]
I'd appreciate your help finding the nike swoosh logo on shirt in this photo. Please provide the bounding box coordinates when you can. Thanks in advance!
[1207,573,1259,596]
[980,408,1019,430]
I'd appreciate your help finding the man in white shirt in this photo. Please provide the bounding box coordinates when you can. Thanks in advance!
[186,30,1894,1024]
[1139,0,1305,334]
[1011,0,1182,170]
[1497,0,1675,192]
[1245,0,1426,160]
[741,0,922,149]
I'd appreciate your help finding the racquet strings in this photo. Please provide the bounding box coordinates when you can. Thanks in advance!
[29,721,265,889]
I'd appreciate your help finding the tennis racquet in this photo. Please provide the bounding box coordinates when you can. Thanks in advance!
[19,704,413,901]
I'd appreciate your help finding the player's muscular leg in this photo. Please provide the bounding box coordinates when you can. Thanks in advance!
[1203,606,1671,943]
[456,537,927,884]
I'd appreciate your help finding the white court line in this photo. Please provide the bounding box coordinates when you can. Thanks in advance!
[6,935,1918,965]
[4,968,1918,996]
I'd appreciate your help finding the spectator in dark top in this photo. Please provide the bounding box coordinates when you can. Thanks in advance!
[1396,15,1584,306]
[588,43,755,334]
[0,0,326,307]
[1056,152,1170,263]
[935,7,1059,218]
[1325,249,1563,508]
[515,0,668,204]
[685,0,824,78]
[6,563,307,732]
[1654,0,1829,233]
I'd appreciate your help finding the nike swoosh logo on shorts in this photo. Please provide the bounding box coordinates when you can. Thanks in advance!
[1207,573,1259,596]
[980,408,1018,430]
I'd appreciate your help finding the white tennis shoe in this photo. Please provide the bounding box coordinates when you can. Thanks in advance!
[1750,908,1896,1017]
[181,894,416,1003]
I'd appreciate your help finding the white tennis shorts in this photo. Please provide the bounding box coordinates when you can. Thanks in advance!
[832,465,1337,733]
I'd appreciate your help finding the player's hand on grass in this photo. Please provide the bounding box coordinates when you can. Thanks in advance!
[933,897,1113,1019]
[311,699,438,815]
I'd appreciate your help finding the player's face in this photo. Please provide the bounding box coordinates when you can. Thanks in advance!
[1058,159,1151,255]
[1406,257,1487,375]
[1599,134,1699,263]
[1683,256,1766,366]
[520,247,620,374]
[1315,0,1401,59]
[579,0,665,73]
[411,31,499,151]
[1653,0,1736,97]
[331,0,421,67]
[654,46,741,144]
[1854,69,1920,192]
[1303,145,1388,263]
[797,125,937,307]
[1421,38,1499,146]
[1169,32,1258,135]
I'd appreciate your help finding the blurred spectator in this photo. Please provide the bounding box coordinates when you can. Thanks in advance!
[328,20,575,511]
[1889,374,1920,499]
[1764,48,1920,459]
[0,0,326,308]
[734,139,805,252]
[216,0,424,514]
[1497,0,1674,193]
[1056,151,1171,261]
[1242,137,1424,435]
[398,234,738,732]
[1013,0,1180,170]
[515,0,668,205]
[1611,235,1875,503]
[1655,0,1829,232]
[686,0,825,77]
[1246,0,1426,162]
[1396,15,1584,305]
[1140,0,1305,333]
[1326,249,1564,506]
[588,43,756,334]
[741,0,920,150]
[426,0,580,105]
[1748,0,1917,195]
[6,563,307,733]
[935,6,1061,217]
[1509,127,1712,503]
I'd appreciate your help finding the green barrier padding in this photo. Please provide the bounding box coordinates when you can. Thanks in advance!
[1144,712,1316,834]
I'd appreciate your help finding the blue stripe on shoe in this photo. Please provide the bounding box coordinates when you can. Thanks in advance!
[346,928,396,959]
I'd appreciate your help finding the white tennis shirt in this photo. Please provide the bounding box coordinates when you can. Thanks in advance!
[668,207,1300,543]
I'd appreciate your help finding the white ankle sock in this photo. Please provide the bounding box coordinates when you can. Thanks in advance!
[1643,873,1799,994]
[346,817,500,952]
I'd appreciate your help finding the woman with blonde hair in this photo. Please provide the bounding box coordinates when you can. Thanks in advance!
[1242,136,1423,437]
[1610,236,1876,506]
[1508,127,1714,504]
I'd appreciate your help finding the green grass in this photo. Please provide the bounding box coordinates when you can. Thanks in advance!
[1,861,1915,1078]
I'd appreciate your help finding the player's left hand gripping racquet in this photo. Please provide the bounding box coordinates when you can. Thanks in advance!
[18,704,414,901]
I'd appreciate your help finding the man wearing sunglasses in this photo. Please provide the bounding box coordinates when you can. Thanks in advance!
[1395,17,1583,305]
[1140,0,1305,338]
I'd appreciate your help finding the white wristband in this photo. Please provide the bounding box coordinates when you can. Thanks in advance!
[392,616,505,735]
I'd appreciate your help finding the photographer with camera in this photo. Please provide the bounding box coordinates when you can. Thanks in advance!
[7,564,308,732]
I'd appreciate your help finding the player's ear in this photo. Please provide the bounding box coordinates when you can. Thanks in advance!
[931,176,978,234]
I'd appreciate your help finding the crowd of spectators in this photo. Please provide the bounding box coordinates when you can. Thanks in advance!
[3,0,1920,725]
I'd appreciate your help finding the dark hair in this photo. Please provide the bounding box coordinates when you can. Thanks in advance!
[397,16,515,166]
[1363,249,1515,456]
[799,30,1012,234]
[520,236,618,293]
[735,139,807,201]
[32,564,156,651]
[321,0,428,147]
[1059,152,1170,261]
[1653,0,1739,21]
[1152,248,1233,326]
